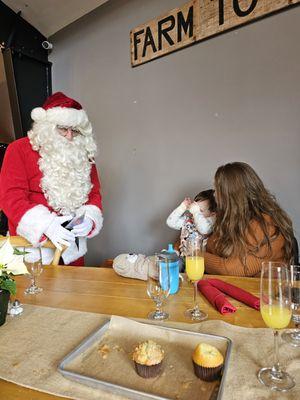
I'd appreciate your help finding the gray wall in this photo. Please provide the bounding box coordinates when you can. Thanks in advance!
[50,0,300,265]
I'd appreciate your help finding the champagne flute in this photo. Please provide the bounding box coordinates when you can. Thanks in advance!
[147,254,170,320]
[24,246,43,295]
[258,261,295,391]
[184,235,207,321]
[282,265,300,347]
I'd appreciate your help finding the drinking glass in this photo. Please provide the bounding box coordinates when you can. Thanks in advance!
[282,265,300,347]
[147,254,171,320]
[184,235,207,321]
[258,261,295,391]
[23,247,43,295]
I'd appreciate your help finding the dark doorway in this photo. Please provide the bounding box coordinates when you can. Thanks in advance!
[0,143,8,235]
[3,48,52,137]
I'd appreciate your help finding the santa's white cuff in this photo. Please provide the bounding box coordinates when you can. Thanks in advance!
[75,205,103,238]
[16,205,55,246]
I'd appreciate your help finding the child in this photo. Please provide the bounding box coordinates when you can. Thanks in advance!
[166,189,217,257]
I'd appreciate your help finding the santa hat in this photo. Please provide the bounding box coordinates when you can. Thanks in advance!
[31,92,90,129]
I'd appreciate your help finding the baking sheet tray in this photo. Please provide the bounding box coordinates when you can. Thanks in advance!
[58,319,232,400]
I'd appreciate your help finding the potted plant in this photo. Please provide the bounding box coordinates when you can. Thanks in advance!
[0,239,28,326]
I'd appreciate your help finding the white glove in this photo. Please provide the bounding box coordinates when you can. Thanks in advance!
[44,215,75,250]
[71,216,93,237]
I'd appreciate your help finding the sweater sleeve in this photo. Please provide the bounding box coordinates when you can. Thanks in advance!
[75,164,103,238]
[166,203,187,230]
[191,212,215,235]
[0,141,54,245]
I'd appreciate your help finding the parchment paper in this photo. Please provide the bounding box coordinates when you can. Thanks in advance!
[65,316,229,400]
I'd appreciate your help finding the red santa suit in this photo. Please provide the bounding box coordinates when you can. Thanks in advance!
[0,92,103,265]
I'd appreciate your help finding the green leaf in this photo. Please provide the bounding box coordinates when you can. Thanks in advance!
[13,248,29,256]
[0,279,16,296]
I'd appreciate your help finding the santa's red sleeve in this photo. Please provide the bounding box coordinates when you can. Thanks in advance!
[0,140,55,245]
[74,164,103,238]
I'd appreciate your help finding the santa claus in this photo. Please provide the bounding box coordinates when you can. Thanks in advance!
[0,92,103,265]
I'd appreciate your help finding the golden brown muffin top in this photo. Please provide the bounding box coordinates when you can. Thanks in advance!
[192,343,224,368]
[132,340,164,366]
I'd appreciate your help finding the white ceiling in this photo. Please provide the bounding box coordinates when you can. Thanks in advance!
[3,0,109,37]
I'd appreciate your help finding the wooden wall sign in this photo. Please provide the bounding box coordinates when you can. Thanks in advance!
[130,0,300,67]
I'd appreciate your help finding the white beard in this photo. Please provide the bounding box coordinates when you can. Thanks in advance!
[28,122,97,215]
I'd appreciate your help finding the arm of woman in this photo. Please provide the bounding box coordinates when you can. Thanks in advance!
[204,252,263,277]
[204,217,284,276]
[173,237,181,252]
[204,220,285,277]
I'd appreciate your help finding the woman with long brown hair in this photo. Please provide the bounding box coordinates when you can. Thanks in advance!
[205,162,294,276]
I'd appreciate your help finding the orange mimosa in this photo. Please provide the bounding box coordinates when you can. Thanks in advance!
[261,304,292,330]
[258,262,295,391]
[186,256,204,281]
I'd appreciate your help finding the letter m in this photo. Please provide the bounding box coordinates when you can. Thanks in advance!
[177,5,194,42]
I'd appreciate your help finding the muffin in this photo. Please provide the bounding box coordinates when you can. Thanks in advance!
[192,343,224,381]
[132,340,164,378]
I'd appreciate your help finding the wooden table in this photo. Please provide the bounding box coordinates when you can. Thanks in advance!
[2,266,265,400]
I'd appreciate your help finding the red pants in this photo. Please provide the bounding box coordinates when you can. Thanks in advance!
[61,257,85,266]
[70,257,85,266]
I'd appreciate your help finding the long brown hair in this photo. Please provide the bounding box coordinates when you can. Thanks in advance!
[213,162,293,263]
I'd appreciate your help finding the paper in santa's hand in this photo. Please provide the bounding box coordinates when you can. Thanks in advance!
[62,214,85,250]
[63,214,85,230]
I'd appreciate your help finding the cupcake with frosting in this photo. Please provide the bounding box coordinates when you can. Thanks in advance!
[192,343,224,381]
[132,340,164,378]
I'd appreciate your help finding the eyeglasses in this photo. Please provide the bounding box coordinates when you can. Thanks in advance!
[56,125,81,137]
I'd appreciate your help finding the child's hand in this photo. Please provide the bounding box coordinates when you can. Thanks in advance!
[182,197,192,208]
[180,197,192,211]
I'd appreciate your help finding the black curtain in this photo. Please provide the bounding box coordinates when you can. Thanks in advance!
[0,0,52,137]
[3,48,52,136]
[0,143,8,235]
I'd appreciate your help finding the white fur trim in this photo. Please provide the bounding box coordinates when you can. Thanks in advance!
[62,237,87,264]
[31,107,46,121]
[44,107,89,130]
[76,205,103,238]
[31,106,89,129]
[16,205,55,246]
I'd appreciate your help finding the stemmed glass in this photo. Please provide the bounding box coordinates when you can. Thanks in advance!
[184,235,207,321]
[258,261,295,391]
[282,265,300,347]
[147,254,171,320]
[23,246,43,295]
